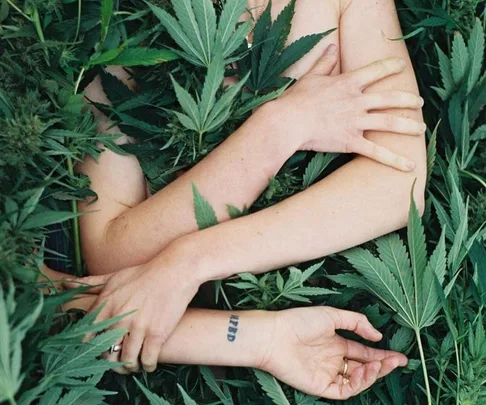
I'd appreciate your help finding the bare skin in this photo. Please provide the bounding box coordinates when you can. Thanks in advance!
[61,0,426,397]
[42,265,407,400]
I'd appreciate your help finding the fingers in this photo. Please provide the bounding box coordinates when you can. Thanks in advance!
[345,339,408,368]
[63,274,112,294]
[104,336,130,375]
[350,58,407,90]
[357,114,426,136]
[120,328,145,373]
[324,307,383,342]
[309,44,339,76]
[352,139,416,172]
[322,360,382,400]
[361,91,424,111]
[140,335,165,373]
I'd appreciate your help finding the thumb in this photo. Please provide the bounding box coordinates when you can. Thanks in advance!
[63,274,112,294]
[309,44,339,76]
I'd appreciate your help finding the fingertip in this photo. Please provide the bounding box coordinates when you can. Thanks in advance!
[326,43,338,56]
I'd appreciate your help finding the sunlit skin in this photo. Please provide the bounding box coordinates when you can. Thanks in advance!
[51,0,426,399]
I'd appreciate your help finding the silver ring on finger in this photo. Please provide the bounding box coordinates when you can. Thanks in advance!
[108,344,123,355]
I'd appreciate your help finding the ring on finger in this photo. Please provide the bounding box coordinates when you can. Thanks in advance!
[342,358,350,385]
[108,343,123,354]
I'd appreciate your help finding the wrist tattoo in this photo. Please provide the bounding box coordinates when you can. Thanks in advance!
[227,314,239,342]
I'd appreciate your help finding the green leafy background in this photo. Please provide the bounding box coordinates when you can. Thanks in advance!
[0,0,485,404]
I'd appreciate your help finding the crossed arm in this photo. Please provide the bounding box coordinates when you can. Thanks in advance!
[61,0,426,395]
[79,0,426,277]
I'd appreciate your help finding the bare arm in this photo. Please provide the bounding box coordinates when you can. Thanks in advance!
[79,74,296,274]
[151,0,426,281]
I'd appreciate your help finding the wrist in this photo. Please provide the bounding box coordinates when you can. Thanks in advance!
[250,100,300,162]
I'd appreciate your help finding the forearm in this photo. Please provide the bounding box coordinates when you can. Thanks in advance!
[98,106,294,272]
[157,308,272,368]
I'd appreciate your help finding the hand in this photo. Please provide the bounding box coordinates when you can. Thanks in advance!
[260,306,407,400]
[273,44,425,171]
[64,251,200,374]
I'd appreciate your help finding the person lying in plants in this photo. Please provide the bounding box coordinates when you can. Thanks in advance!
[49,0,426,400]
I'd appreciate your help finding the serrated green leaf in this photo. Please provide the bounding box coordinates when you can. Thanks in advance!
[375,234,414,313]
[218,0,248,49]
[147,2,204,65]
[223,20,252,58]
[134,377,171,405]
[435,43,454,95]
[471,125,486,141]
[200,53,225,124]
[20,210,83,231]
[205,71,250,132]
[426,230,447,286]
[426,121,439,187]
[264,31,333,85]
[235,83,289,117]
[170,75,200,129]
[389,327,414,352]
[254,369,291,405]
[109,47,179,66]
[192,183,218,230]
[178,384,198,405]
[451,32,469,84]
[343,248,412,326]
[303,153,337,188]
[467,18,484,93]
[301,261,324,282]
[200,367,233,405]
[173,0,209,65]
[192,0,217,62]
[100,0,113,46]
[258,0,296,85]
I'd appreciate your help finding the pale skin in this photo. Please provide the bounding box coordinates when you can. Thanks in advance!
[58,0,426,399]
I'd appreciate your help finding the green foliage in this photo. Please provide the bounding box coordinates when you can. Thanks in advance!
[148,0,251,67]
[237,0,335,92]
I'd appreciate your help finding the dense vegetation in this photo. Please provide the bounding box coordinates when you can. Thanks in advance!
[0,0,485,404]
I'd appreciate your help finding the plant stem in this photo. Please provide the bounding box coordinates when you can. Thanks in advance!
[454,339,461,405]
[72,0,82,45]
[66,156,82,275]
[5,0,31,21]
[415,329,432,405]
[8,396,17,405]
[66,159,82,275]
[74,67,85,95]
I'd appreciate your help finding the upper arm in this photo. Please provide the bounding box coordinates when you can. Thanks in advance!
[77,72,147,275]
[339,0,427,208]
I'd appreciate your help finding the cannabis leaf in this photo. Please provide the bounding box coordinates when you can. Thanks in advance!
[451,32,469,85]
[254,369,291,405]
[148,0,251,67]
[229,262,336,306]
[171,54,249,147]
[238,0,334,92]
[467,18,484,92]
[192,183,218,230]
[302,153,338,188]
[0,283,43,405]
[134,377,171,405]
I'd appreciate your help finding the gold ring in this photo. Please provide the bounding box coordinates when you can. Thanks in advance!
[342,358,350,385]
[342,358,349,376]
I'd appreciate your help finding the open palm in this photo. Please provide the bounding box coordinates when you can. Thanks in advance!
[262,307,408,400]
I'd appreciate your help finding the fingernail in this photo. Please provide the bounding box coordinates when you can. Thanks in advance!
[63,278,74,283]
[327,44,337,55]
[419,97,424,107]
[420,122,427,132]
[406,160,416,170]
